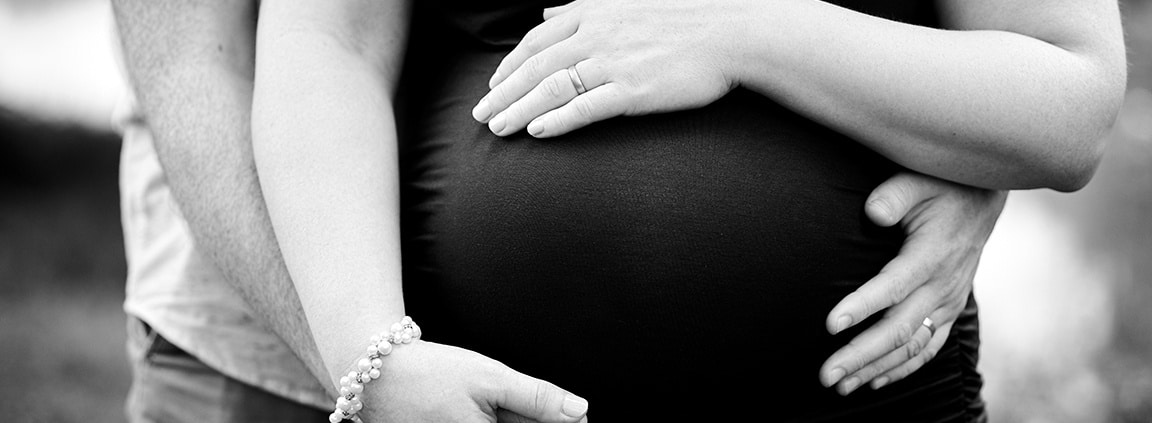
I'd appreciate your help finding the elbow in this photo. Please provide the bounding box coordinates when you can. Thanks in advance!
[1015,147,1100,193]
[1038,107,1117,193]
[1038,65,1125,193]
[1043,142,1104,193]
[1051,165,1099,193]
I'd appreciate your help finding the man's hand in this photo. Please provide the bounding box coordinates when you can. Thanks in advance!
[819,172,1007,395]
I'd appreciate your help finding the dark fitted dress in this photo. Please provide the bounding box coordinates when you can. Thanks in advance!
[396,1,986,421]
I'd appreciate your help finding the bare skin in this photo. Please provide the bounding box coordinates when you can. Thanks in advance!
[112,0,1025,419]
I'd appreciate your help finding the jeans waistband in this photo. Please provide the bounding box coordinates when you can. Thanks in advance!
[140,320,192,358]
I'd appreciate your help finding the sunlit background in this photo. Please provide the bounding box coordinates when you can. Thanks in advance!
[0,0,1149,422]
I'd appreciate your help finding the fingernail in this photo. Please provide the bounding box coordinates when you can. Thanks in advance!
[562,395,589,418]
[488,70,503,89]
[489,114,507,135]
[527,119,544,137]
[834,315,853,334]
[840,377,860,395]
[825,367,846,387]
[472,99,491,122]
[872,376,889,389]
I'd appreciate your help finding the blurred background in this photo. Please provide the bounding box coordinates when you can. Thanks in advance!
[0,0,1149,421]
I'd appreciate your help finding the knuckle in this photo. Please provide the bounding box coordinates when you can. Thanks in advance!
[490,86,514,107]
[859,291,885,316]
[520,30,544,52]
[840,342,868,371]
[891,321,914,349]
[895,175,927,201]
[573,97,597,122]
[521,56,546,82]
[532,380,555,413]
[540,75,566,99]
[905,338,923,361]
[552,110,569,130]
[853,363,879,381]
[619,71,645,91]
[886,284,908,307]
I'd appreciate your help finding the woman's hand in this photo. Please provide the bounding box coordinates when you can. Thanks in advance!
[356,341,589,423]
[472,0,742,138]
[819,172,1007,395]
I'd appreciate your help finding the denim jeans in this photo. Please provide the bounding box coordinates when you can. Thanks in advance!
[124,316,329,422]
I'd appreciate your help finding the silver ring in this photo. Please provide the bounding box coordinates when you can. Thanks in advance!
[567,65,587,95]
[922,317,937,337]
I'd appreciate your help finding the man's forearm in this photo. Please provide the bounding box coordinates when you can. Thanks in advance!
[112,0,333,395]
[130,67,334,395]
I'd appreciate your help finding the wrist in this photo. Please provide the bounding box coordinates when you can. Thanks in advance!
[728,0,820,95]
[320,307,408,389]
[328,316,422,422]
[704,0,759,91]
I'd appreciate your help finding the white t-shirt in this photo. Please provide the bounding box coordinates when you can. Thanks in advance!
[115,87,330,409]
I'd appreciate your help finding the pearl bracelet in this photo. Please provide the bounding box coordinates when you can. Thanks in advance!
[329,316,421,423]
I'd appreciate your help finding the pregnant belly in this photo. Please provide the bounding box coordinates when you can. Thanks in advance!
[398,49,905,418]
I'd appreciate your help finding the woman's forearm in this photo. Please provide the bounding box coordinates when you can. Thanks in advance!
[731,0,1126,191]
[251,0,410,388]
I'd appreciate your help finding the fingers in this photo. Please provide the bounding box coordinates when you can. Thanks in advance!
[476,39,577,123]
[527,81,626,138]
[475,38,590,128]
[820,284,938,389]
[498,410,589,423]
[479,58,624,138]
[825,243,931,336]
[819,171,995,395]
[825,173,944,336]
[865,172,944,227]
[496,367,589,423]
[835,314,944,395]
[485,67,583,137]
[871,319,954,389]
[488,16,580,89]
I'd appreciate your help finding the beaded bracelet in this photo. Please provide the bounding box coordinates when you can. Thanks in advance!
[329,316,421,423]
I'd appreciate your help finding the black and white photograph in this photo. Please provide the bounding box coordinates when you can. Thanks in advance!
[1,0,1150,421]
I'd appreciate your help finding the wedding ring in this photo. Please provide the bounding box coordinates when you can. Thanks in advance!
[567,65,587,95]
[922,317,937,337]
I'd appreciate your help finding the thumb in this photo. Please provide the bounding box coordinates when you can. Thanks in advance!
[866,172,938,227]
[542,3,575,20]
[497,369,589,422]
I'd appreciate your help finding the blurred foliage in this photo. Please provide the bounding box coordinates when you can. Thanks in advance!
[0,108,129,423]
[0,108,125,291]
